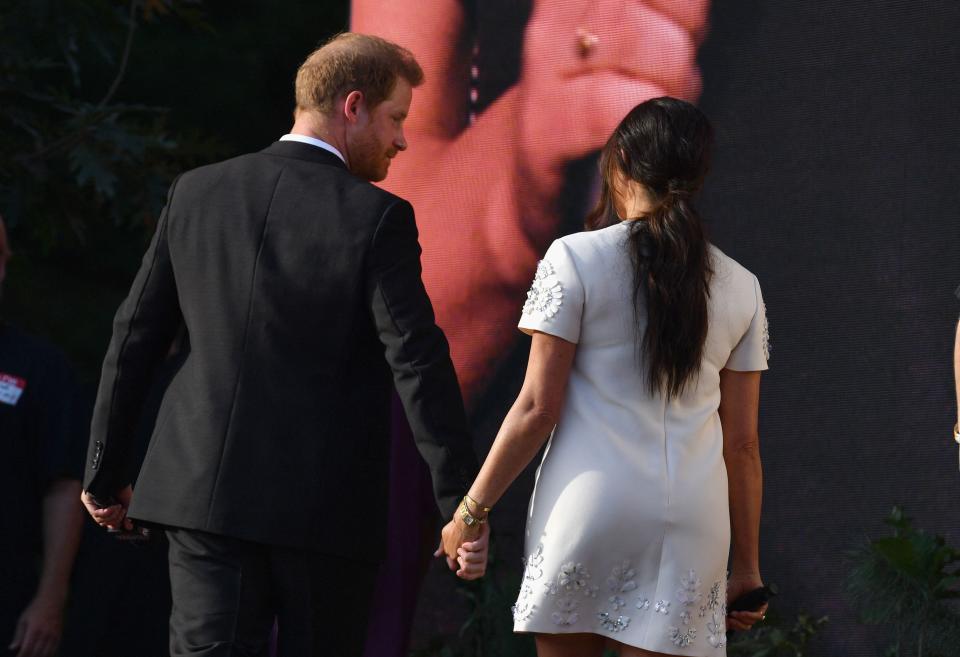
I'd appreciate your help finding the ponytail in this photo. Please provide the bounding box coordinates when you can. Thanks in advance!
[586,97,714,399]
[629,194,711,398]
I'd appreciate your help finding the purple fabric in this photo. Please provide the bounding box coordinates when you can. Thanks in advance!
[361,393,437,656]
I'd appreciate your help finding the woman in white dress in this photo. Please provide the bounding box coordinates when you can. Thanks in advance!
[450,97,768,656]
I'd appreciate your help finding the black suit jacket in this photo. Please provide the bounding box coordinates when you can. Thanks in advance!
[83,141,478,561]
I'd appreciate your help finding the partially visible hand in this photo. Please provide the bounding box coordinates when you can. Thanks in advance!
[8,593,63,657]
[433,513,481,573]
[726,572,768,632]
[80,484,133,532]
[455,521,490,580]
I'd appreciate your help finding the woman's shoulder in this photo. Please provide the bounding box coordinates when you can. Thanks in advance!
[553,223,630,260]
[708,244,761,297]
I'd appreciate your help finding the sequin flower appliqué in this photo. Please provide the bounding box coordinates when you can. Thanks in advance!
[523,259,564,320]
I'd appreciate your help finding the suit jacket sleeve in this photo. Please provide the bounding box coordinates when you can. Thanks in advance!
[367,199,479,519]
[83,176,184,497]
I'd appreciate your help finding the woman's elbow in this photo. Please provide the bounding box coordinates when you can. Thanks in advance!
[519,400,561,433]
[723,434,761,461]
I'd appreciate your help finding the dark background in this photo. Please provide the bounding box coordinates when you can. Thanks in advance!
[699,0,960,653]
[4,1,959,655]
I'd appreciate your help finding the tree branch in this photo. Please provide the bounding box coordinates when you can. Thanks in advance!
[98,0,140,110]
[19,0,141,165]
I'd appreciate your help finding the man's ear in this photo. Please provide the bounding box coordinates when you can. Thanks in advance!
[343,90,365,125]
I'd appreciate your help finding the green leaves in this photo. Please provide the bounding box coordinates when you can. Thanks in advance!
[0,0,202,250]
[845,506,960,657]
[728,611,828,657]
[69,144,118,198]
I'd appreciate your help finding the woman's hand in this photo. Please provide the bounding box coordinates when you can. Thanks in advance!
[433,513,489,579]
[455,522,490,580]
[726,572,768,632]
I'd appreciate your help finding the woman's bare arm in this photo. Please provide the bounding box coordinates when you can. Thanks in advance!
[466,331,577,507]
[718,368,766,630]
[954,318,960,428]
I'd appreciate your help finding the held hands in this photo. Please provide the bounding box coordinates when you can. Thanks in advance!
[80,484,133,532]
[434,512,490,580]
[726,571,768,632]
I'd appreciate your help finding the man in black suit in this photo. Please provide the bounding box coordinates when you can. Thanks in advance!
[80,33,488,657]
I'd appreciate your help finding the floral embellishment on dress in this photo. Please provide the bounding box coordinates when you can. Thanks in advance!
[598,611,631,633]
[654,600,671,615]
[637,597,651,611]
[523,544,545,581]
[558,562,592,592]
[677,569,702,607]
[706,580,723,610]
[605,561,638,610]
[514,544,545,623]
[522,259,564,319]
[706,610,727,648]
[551,594,580,626]
[680,610,691,626]
[761,300,770,361]
[512,583,536,622]
[669,625,697,648]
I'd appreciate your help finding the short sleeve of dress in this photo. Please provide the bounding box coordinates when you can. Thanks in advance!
[725,275,770,372]
[518,239,584,344]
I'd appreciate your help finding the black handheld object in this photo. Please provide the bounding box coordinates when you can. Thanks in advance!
[727,583,777,613]
[87,493,152,542]
[726,584,777,638]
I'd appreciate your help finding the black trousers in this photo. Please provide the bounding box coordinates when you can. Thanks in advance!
[166,528,379,657]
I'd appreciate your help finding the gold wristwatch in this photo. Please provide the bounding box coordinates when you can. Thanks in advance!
[459,496,488,526]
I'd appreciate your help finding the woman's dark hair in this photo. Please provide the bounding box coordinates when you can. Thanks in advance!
[586,97,714,399]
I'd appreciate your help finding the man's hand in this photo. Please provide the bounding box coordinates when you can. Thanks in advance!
[433,513,489,579]
[8,593,63,657]
[80,484,133,531]
[726,571,768,632]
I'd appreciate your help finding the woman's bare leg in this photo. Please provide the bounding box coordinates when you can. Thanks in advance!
[535,632,684,657]
[535,632,608,657]
[615,641,679,657]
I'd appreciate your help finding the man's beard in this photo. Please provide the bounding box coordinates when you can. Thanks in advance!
[349,132,388,182]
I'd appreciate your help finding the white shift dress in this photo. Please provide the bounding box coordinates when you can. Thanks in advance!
[512,221,769,655]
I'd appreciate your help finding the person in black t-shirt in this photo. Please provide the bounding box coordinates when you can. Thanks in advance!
[0,216,84,657]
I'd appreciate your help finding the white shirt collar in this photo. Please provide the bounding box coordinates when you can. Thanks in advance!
[279,134,346,164]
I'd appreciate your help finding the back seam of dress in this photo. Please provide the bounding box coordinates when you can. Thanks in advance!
[661,397,670,508]
[641,396,671,647]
